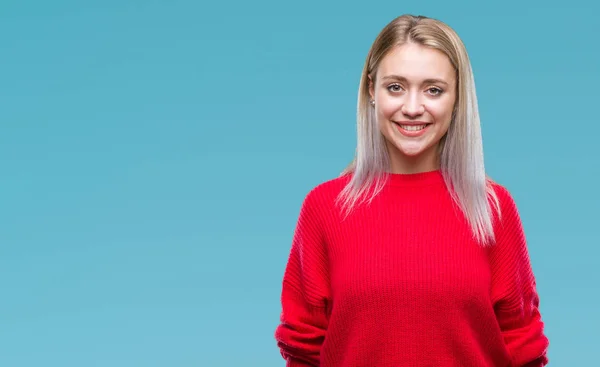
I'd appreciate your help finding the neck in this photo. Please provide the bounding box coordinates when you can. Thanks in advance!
[386,141,441,174]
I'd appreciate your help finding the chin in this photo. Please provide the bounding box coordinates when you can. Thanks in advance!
[399,149,424,157]
[391,140,431,157]
[398,148,428,158]
[388,138,438,161]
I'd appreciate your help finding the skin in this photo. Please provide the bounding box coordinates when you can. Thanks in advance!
[369,42,457,174]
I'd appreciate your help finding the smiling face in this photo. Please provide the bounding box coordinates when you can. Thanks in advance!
[369,42,457,174]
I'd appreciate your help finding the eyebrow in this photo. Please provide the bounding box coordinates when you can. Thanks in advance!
[380,75,450,86]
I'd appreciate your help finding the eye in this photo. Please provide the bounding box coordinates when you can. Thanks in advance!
[427,87,443,96]
[386,83,403,93]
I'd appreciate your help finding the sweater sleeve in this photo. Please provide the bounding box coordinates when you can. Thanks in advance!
[274,189,331,366]
[489,185,549,367]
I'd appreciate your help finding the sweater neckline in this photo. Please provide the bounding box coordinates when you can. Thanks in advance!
[384,169,446,187]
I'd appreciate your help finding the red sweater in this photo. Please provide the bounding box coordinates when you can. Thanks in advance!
[274,170,549,367]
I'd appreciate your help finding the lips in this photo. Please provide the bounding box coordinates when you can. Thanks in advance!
[392,121,432,137]
[393,121,432,126]
[396,123,429,130]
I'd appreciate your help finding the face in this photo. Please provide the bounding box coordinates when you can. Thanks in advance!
[369,42,457,173]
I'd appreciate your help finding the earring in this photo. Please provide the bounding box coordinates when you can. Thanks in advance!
[370,99,375,106]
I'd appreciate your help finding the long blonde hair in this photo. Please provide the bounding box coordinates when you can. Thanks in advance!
[337,14,501,246]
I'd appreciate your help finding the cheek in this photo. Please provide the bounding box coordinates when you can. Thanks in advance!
[429,101,455,123]
[377,100,400,120]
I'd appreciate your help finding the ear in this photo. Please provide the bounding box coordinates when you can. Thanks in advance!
[368,74,374,100]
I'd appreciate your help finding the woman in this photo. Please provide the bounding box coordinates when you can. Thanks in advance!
[274,14,549,367]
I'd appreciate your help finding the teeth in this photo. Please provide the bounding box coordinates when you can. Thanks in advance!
[399,124,428,131]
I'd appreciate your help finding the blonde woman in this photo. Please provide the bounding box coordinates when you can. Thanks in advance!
[274,14,549,367]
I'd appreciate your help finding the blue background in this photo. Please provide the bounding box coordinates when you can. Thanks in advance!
[1,0,597,365]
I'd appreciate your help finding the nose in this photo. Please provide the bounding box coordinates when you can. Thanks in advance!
[401,91,425,117]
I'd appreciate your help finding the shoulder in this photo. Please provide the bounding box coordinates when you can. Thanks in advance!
[486,175,520,206]
[485,179,533,264]
[294,173,351,225]
[486,177,522,227]
[292,174,350,233]
[301,173,351,209]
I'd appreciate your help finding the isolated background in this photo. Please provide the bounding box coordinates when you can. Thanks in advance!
[1,0,597,365]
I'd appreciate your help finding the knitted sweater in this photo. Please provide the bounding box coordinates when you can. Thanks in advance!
[274,170,549,367]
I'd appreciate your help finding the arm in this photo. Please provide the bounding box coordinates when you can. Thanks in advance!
[489,185,549,366]
[274,189,330,366]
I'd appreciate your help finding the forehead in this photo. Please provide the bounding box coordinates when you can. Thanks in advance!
[377,43,455,83]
